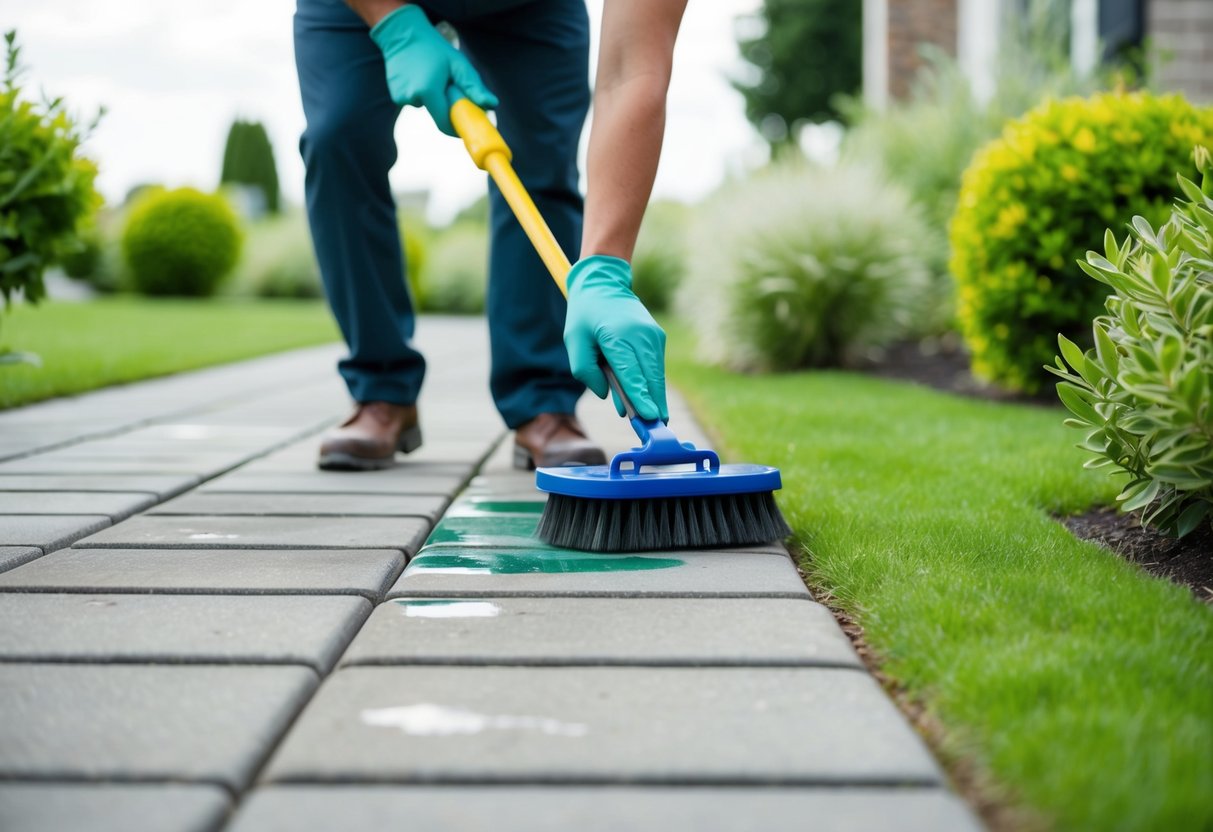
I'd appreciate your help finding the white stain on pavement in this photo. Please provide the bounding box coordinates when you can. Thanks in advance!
[186,532,240,539]
[361,703,588,737]
[400,601,501,618]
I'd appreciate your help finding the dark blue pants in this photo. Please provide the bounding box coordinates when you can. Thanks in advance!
[293,0,589,428]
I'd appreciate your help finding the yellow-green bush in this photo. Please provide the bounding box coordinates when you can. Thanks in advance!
[122,187,243,297]
[950,92,1213,392]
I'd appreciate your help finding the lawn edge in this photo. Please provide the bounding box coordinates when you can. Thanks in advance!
[785,542,1049,832]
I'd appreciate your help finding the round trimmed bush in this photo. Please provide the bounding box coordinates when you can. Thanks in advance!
[122,187,243,296]
[678,161,936,371]
[950,92,1213,392]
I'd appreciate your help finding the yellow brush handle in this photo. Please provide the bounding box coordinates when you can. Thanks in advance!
[450,99,572,298]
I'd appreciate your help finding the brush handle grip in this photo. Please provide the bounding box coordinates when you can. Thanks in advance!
[450,99,572,296]
[601,358,639,421]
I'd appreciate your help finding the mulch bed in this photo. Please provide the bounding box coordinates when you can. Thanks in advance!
[860,335,1055,406]
[1064,508,1213,603]
[865,337,1211,603]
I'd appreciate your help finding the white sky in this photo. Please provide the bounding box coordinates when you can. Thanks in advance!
[5,0,767,223]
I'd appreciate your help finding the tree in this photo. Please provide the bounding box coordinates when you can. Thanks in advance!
[220,119,280,214]
[734,0,862,143]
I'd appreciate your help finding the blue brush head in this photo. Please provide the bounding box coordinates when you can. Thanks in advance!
[535,417,782,500]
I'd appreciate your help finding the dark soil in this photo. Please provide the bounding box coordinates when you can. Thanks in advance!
[860,335,1056,406]
[1064,508,1213,603]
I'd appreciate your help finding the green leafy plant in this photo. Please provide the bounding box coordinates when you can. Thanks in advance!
[951,91,1213,393]
[678,161,935,371]
[122,187,243,297]
[231,212,321,299]
[631,200,686,313]
[0,29,101,362]
[1048,147,1213,537]
[418,221,485,314]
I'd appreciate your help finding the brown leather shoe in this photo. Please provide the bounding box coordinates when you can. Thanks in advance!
[318,401,422,471]
[513,413,606,470]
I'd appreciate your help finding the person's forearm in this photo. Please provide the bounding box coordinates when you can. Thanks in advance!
[345,0,403,27]
[581,0,687,262]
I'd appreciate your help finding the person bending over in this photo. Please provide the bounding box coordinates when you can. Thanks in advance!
[294,0,685,470]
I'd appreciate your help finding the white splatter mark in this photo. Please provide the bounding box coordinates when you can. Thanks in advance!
[361,704,587,737]
[401,601,501,619]
[187,532,241,540]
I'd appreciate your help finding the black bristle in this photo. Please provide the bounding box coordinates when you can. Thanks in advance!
[536,491,793,553]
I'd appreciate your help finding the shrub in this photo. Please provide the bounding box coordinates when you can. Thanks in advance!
[0,30,100,311]
[122,187,243,297]
[232,212,322,299]
[1048,148,1213,538]
[398,216,428,309]
[677,161,934,371]
[220,119,280,215]
[631,200,686,313]
[951,92,1213,392]
[58,222,103,280]
[420,221,486,314]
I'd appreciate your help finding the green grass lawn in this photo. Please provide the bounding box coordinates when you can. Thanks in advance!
[668,332,1213,831]
[0,298,340,410]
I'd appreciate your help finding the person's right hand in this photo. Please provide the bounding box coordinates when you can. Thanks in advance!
[370,4,498,136]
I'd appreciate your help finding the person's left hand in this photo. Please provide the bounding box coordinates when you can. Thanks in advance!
[563,255,669,422]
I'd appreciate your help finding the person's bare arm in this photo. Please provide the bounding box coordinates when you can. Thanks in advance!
[345,0,403,27]
[581,0,688,261]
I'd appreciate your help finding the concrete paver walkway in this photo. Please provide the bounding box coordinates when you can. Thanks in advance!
[0,317,981,831]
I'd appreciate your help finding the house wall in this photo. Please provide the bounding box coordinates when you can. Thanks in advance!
[1148,0,1213,103]
[886,0,960,99]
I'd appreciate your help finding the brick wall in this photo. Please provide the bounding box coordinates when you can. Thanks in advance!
[1148,0,1213,103]
[887,0,959,99]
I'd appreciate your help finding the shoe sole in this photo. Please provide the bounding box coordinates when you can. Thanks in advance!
[512,443,606,471]
[318,425,422,472]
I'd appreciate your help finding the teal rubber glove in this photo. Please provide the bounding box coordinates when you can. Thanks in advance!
[564,255,669,422]
[370,4,498,137]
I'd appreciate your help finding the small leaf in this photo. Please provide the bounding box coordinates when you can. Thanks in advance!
[1119,478,1160,512]
[1057,334,1087,374]
[1175,501,1211,538]
[1056,382,1100,425]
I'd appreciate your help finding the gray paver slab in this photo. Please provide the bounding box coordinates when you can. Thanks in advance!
[0,783,230,832]
[264,666,940,785]
[0,514,111,551]
[389,549,809,598]
[343,597,858,667]
[0,491,156,519]
[0,473,200,497]
[0,546,41,573]
[0,664,316,789]
[0,454,246,475]
[200,470,468,496]
[0,594,370,672]
[75,516,430,552]
[148,492,448,520]
[0,548,404,598]
[228,786,980,832]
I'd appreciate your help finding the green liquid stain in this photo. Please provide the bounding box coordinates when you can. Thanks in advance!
[446,498,546,516]
[406,549,684,575]
[426,514,542,547]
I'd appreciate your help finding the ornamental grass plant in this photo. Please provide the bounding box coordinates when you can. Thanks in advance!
[1049,148,1213,537]
[677,161,936,371]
